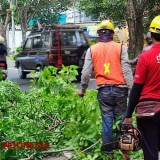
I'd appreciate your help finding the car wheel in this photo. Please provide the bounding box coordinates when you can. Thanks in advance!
[18,64,27,79]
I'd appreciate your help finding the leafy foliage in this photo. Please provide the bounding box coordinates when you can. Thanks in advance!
[0,69,3,81]
[11,0,71,25]
[89,39,97,45]
[77,0,126,22]
[0,0,10,22]
[34,0,71,25]
[0,80,21,105]
[143,1,160,32]
[1,0,72,42]
[0,66,143,159]
[77,0,159,27]
[77,0,160,57]
[3,0,67,24]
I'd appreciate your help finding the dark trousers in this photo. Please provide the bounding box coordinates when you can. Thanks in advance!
[97,86,128,148]
[137,113,160,160]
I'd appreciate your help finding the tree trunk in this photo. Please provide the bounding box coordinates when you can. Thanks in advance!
[0,5,4,36]
[0,5,11,46]
[20,8,28,43]
[22,25,27,43]
[126,0,145,59]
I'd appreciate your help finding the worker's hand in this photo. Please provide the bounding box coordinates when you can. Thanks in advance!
[123,118,132,124]
[77,90,85,97]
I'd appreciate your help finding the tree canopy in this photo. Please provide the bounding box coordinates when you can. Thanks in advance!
[77,0,159,29]
[1,0,71,42]
[77,0,160,57]
[15,0,71,25]
[77,0,126,22]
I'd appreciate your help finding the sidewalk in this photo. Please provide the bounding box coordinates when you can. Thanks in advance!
[7,59,16,69]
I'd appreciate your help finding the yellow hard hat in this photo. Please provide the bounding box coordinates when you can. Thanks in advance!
[97,20,115,32]
[149,15,160,34]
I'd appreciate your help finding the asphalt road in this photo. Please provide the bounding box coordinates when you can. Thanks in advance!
[7,59,97,91]
[7,60,32,91]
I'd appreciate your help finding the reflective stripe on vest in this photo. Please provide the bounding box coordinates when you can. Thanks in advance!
[91,41,126,85]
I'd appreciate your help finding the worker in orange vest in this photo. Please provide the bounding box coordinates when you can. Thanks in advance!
[78,20,133,159]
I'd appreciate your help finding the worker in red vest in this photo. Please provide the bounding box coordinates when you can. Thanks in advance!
[124,15,160,160]
[78,20,133,159]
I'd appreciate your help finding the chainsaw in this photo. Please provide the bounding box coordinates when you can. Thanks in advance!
[101,123,142,152]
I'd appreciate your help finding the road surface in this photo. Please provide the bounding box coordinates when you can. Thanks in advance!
[7,59,97,91]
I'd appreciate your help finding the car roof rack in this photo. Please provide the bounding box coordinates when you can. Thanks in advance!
[30,29,42,33]
[31,24,81,33]
[51,24,80,29]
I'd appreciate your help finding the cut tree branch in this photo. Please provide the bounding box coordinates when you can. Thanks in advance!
[4,9,11,29]
[82,138,101,152]
[20,139,101,160]
[20,148,74,160]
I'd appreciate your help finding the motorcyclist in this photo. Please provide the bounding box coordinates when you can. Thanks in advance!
[0,35,8,69]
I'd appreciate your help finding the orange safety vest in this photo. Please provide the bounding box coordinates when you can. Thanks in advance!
[91,41,126,85]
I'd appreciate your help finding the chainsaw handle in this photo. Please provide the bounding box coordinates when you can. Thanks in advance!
[121,123,133,131]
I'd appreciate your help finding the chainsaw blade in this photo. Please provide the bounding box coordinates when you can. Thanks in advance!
[101,141,119,152]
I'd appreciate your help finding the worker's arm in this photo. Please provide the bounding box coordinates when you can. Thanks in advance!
[121,45,133,91]
[78,48,93,97]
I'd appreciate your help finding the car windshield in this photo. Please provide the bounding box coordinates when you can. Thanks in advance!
[61,31,77,46]
[27,33,50,49]
[78,31,88,46]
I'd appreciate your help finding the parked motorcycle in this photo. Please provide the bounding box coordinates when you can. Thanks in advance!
[0,62,8,80]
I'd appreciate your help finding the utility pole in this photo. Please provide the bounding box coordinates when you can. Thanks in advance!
[0,5,3,35]
[73,0,76,24]
[10,0,15,52]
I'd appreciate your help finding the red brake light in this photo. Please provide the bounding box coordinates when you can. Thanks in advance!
[0,63,5,67]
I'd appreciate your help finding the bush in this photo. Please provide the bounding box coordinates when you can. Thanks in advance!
[0,66,143,160]
[16,46,23,53]
[89,39,97,45]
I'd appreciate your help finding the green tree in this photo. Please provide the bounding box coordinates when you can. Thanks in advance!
[77,0,159,58]
[126,0,159,58]
[1,0,71,44]
[15,0,71,43]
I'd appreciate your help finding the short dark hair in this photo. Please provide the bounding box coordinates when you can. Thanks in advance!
[151,32,160,41]
[97,29,113,36]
